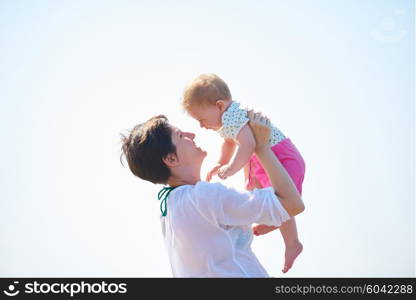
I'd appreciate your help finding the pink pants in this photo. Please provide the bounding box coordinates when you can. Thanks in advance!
[246,138,305,194]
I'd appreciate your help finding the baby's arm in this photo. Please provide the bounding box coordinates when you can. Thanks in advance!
[219,139,237,165]
[206,139,236,181]
[218,124,256,179]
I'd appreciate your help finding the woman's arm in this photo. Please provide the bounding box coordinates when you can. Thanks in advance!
[248,112,305,217]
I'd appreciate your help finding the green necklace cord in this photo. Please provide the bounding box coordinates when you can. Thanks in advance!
[157,186,177,217]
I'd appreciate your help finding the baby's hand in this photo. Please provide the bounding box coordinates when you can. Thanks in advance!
[206,163,223,182]
[217,165,235,180]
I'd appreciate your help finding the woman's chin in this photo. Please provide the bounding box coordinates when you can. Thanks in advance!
[200,148,207,157]
[198,149,207,163]
[195,145,207,155]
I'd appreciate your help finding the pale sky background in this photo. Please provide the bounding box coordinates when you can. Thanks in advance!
[0,0,414,277]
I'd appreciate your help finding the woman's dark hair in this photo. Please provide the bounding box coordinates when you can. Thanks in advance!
[120,115,176,184]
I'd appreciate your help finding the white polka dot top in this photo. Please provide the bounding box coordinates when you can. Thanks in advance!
[216,101,286,146]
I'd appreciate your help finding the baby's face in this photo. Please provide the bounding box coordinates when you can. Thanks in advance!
[188,104,223,131]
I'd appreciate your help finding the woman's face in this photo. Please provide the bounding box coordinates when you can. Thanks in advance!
[170,126,207,167]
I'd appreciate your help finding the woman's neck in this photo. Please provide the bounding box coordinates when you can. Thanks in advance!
[167,173,201,187]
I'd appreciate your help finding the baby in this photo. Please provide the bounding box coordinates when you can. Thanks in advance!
[182,74,306,273]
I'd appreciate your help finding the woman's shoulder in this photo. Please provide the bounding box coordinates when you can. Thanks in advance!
[194,181,252,200]
[194,181,227,193]
[172,182,226,198]
[193,181,246,201]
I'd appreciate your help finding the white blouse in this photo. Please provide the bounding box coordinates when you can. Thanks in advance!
[160,181,291,277]
[216,101,286,145]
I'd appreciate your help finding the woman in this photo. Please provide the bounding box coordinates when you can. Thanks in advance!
[121,112,304,277]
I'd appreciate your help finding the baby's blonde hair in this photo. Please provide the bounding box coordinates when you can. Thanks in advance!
[182,73,232,111]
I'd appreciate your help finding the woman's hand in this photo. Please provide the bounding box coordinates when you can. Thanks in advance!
[247,110,271,153]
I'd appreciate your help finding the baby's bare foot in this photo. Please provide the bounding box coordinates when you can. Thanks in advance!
[282,242,303,273]
[252,224,279,236]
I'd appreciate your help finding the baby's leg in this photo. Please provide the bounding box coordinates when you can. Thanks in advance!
[253,217,303,273]
[254,139,305,273]
[277,172,303,273]
[274,140,305,273]
[279,217,303,273]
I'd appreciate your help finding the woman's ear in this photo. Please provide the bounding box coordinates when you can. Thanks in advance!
[162,153,179,167]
